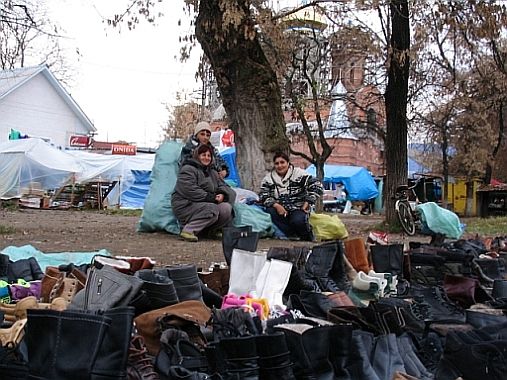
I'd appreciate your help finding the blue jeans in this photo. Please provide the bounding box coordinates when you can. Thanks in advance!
[266,207,313,241]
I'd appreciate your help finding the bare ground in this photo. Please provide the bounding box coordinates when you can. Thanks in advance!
[0,209,431,268]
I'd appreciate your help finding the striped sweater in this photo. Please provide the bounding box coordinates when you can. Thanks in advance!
[259,165,323,211]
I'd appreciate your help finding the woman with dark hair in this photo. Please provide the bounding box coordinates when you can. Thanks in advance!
[259,152,323,241]
[172,144,236,242]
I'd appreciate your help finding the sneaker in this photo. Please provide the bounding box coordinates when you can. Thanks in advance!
[179,231,198,242]
[368,231,389,245]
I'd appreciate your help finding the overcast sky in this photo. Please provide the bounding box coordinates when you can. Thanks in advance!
[46,0,201,147]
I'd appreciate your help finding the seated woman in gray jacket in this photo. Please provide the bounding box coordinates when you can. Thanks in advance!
[172,144,236,242]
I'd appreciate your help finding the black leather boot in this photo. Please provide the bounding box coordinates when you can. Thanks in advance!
[135,269,179,309]
[165,265,203,302]
[329,241,351,291]
[328,323,353,380]
[218,335,259,380]
[436,330,507,380]
[304,243,339,292]
[222,225,259,266]
[91,306,136,380]
[0,343,28,380]
[255,332,296,380]
[275,323,335,380]
[25,309,111,379]
[370,244,404,276]
[0,254,9,281]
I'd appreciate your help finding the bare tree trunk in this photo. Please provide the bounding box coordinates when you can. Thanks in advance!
[485,102,505,185]
[195,0,288,191]
[384,0,410,225]
[441,126,449,208]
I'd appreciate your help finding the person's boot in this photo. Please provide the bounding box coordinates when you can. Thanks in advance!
[304,243,340,292]
[275,323,335,380]
[135,269,179,309]
[164,265,203,302]
[25,309,111,379]
[343,238,370,273]
[90,306,136,380]
[126,335,160,380]
[255,332,296,380]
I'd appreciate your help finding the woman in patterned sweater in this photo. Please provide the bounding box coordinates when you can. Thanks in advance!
[259,152,323,241]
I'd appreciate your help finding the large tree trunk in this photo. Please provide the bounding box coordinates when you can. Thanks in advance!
[384,0,410,226]
[195,0,288,191]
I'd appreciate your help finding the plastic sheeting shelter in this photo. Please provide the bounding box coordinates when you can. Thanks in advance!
[220,147,240,187]
[306,164,379,201]
[0,139,83,199]
[0,138,155,208]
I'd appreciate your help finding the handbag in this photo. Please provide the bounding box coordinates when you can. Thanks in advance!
[222,226,260,265]
[69,260,143,311]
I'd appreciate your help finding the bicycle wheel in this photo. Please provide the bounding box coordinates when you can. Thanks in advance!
[396,201,416,236]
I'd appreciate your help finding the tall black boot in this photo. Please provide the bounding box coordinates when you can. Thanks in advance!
[91,306,136,380]
[255,332,296,380]
[328,323,353,380]
[370,244,404,276]
[0,254,9,281]
[25,309,111,380]
[304,243,339,292]
[275,324,335,380]
[218,335,259,380]
[165,265,203,302]
[135,269,179,309]
[329,241,351,291]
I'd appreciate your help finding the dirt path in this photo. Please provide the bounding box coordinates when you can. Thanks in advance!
[0,209,428,268]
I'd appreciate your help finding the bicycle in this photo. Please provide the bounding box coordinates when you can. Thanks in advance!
[394,179,421,236]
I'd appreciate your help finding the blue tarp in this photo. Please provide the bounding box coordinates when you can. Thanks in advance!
[221,147,240,187]
[306,164,379,201]
[121,170,152,209]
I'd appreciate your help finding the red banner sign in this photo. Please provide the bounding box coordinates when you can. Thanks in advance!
[112,144,137,155]
[69,135,90,147]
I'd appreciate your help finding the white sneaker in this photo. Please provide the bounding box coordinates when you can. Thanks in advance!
[368,231,389,245]
[352,271,387,296]
[368,270,392,297]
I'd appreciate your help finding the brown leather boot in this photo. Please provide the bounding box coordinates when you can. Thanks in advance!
[344,238,371,273]
[0,318,27,347]
[127,335,160,380]
[0,296,67,322]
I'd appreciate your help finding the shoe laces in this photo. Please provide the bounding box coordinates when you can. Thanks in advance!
[128,338,158,378]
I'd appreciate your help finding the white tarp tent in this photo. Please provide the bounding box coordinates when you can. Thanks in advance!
[0,138,83,199]
[66,150,155,207]
[0,139,155,207]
